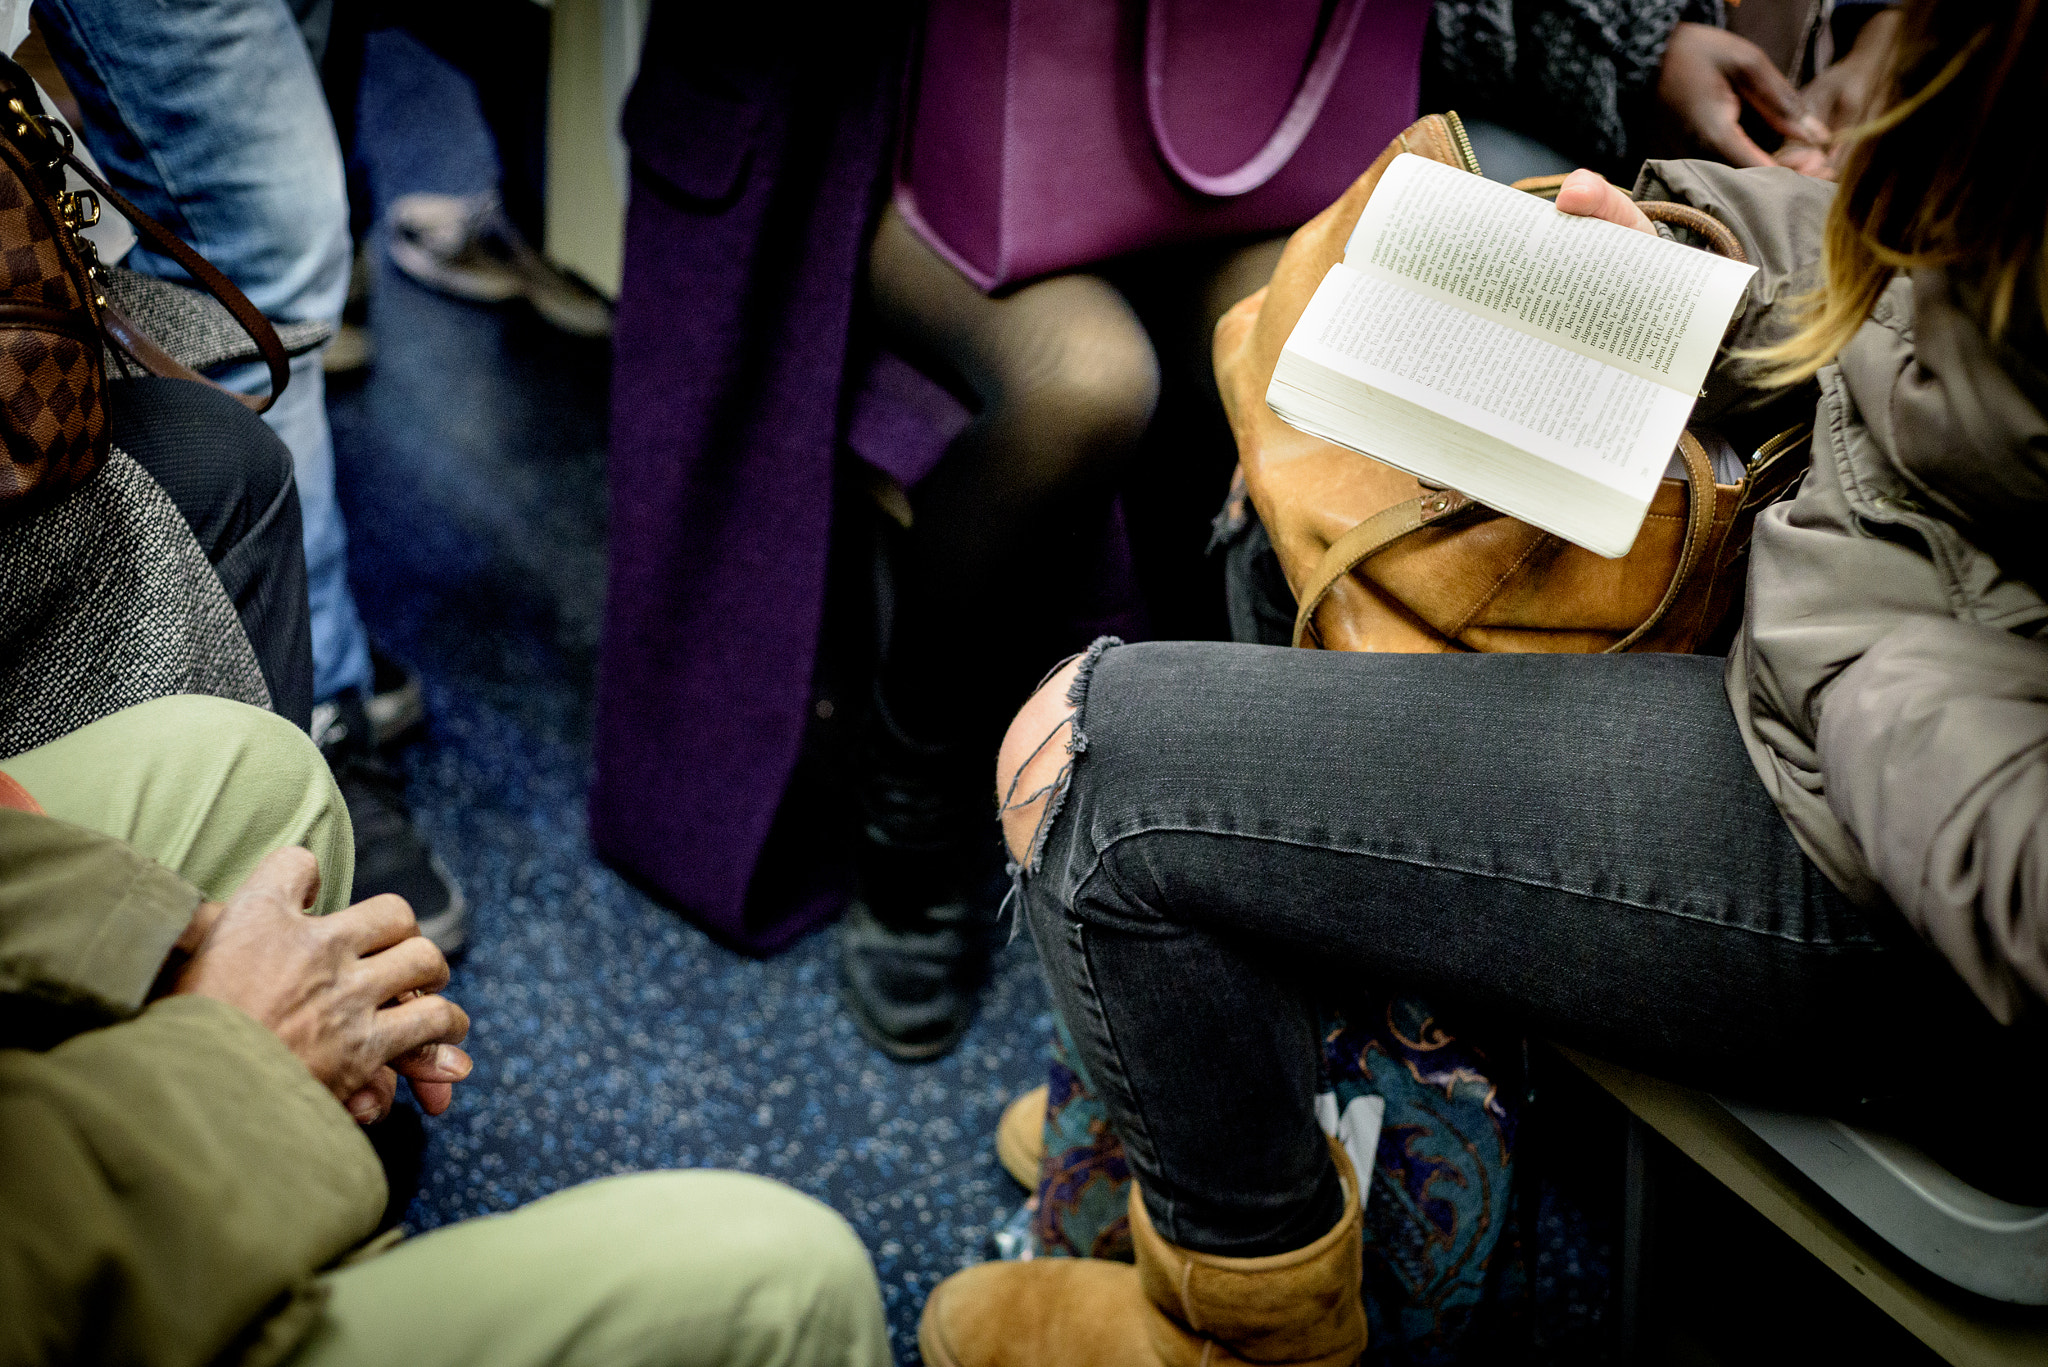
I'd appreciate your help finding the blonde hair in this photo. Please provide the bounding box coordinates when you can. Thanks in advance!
[1753,0,2048,386]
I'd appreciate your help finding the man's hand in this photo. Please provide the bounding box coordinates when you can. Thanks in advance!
[1553,169,1657,236]
[1777,8,1902,178]
[171,848,472,1124]
[1658,22,1833,174]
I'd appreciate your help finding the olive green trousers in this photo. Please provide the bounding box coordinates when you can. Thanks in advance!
[1,694,356,916]
[4,697,892,1367]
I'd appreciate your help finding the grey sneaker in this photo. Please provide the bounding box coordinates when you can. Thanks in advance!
[323,245,376,376]
[315,690,467,956]
[387,191,612,338]
[365,646,426,751]
[387,192,523,303]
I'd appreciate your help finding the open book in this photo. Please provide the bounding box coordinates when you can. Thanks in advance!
[1266,154,1756,558]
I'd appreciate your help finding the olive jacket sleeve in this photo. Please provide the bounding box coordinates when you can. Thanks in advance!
[0,809,386,1367]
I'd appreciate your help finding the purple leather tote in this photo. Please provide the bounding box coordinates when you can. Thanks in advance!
[895,0,1435,292]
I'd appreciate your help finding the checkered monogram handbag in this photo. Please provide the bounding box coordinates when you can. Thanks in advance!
[0,52,288,514]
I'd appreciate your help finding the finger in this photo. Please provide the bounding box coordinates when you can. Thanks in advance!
[1695,113,1778,170]
[1216,285,1265,337]
[412,1079,455,1115]
[354,934,451,1004]
[1773,140,1832,179]
[372,992,472,1063]
[345,1067,397,1125]
[393,1041,474,1084]
[242,847,322,916]
[1552,170,1655,234]
[1728,47,1831,145]
[325,892,419,954]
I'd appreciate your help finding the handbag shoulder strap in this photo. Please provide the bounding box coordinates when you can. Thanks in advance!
[1637,200,1747,263]
[1144,0,1367,198]
[1289,433,1720,651]
[6,96,294,415]
[62,150,292,413]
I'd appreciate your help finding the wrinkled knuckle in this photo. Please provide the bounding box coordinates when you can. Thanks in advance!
[372,893,419,934]
[417,940,452,990]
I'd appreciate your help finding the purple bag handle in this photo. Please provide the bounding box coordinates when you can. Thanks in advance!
[1144,0,1368,198]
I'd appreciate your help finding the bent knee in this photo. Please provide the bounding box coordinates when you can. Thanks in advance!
[0,696,351,913]
[159,697,351,910]
[996,655,1087,866]
[1008,328,1161,464]
[111,377,295,543]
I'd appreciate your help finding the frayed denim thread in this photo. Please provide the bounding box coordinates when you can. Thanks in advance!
[997,635,1121,940]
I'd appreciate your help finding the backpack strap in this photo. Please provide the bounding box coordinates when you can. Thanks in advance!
[1290,432,1720,652]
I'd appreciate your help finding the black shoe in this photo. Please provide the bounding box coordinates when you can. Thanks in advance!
[839,897,987,1062]
[365,646,426,750]
[836,694,993,1063]
[316,690,468,955]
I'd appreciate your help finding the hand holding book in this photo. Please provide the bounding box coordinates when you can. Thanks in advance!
[1551,169,1657,237]
[1264,156,1755,557]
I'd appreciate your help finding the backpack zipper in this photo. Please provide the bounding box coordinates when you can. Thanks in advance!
[1443,110,1481,177]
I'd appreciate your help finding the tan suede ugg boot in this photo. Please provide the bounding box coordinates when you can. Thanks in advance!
[918,1139,1366,1367]
[996,1084,1049,1187]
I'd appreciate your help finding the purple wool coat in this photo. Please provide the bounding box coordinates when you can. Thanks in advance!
[593,9,969,952]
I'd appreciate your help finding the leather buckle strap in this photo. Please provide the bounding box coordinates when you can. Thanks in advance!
[1289,431,1721,653]
[100,301,267,412]
[1290,488,1484,648]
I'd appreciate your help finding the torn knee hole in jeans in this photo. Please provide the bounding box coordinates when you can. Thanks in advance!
[1000,635,1119,891]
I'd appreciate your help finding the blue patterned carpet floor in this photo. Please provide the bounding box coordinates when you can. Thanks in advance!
[333,33,1056,1360]
[331,31,1617,1364]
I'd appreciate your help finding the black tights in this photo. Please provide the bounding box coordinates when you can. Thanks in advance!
[864,205,1285,754]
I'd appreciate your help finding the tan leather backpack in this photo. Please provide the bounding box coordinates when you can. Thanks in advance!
[1215,113,1807,655]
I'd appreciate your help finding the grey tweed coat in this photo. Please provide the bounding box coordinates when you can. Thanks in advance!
[0,268,328,759]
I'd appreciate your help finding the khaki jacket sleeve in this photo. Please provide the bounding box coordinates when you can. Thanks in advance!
[0,996,387,1367]
[1817,620,2048,1024]
[1632,159,1836,428]
[0,808,199,1034]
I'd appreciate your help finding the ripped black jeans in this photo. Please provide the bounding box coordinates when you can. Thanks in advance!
[1017,635,2047,1257]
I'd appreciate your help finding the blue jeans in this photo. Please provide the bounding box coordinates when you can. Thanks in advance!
[39,0,374,703]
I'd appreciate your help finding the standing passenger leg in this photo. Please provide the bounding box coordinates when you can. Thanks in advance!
[36,0,467,950]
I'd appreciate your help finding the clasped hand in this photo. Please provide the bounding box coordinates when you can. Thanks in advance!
[1659,13,1903,181]
[170,847,473,1124]
[1659,22,1832,174]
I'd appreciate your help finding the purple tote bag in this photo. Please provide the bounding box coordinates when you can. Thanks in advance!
[895,0,1435,292]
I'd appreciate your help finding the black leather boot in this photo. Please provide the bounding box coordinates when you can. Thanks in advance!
[837,691,995,1062]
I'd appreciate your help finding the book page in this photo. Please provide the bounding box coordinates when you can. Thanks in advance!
[1344,154,1755,392]
[1287,263,1696,500]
